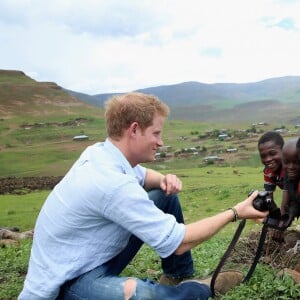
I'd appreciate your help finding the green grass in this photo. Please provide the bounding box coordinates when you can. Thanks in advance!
[1,167,299,299]
[0,108,297,178]
[0,71,35,84]
[1,75,299,298]
[0,240,32,300]
[1,122,298,298]
[0,115,106,177]
[0,191,48,230]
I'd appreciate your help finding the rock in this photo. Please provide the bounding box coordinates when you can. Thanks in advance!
[0,239,19,247]
[284,229,300,248]
[294,263,300,273]
[280,268,300,284]
[0,229,33,240]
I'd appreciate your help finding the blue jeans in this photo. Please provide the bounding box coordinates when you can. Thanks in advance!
[58,189,212,299]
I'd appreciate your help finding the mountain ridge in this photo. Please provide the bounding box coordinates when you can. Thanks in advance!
[88,76,300,108]
[71,75,300,124]
[1,69,300,124]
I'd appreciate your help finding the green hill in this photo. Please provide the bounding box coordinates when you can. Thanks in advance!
[0,70,105,177]
[0,70,101,119]
[0,69,299,178]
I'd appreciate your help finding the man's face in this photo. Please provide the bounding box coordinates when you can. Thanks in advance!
[133,114,164,164]
[258,140,282,172]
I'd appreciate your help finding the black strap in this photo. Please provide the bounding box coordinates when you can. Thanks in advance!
[210,219,246,296]
[243,223,269,283]
[210,220,270,297]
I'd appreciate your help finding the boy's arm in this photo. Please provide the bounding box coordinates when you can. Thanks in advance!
[280,190,290,216]
[280,173,290,216]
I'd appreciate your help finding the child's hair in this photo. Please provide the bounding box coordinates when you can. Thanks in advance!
[297,137,300,148]
[258,131,284,148]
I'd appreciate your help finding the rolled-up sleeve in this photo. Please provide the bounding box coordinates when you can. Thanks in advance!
[103,181,185,258]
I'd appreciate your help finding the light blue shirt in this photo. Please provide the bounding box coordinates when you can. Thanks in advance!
[19,139,185,299]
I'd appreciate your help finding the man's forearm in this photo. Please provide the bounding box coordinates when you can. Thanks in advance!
[175,209,235,255]
[144,169,164,191]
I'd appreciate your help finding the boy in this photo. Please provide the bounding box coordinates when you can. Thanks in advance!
[257,131,285,193]
[258,131,287,240]
[280,138,300,228]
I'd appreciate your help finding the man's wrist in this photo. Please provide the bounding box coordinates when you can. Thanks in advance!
[228,207,239,222]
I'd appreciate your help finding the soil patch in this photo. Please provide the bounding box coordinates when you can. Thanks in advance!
[226,228,300,272]
[0,176,63,194]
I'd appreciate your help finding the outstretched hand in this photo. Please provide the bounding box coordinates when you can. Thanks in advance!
[234,190,269,220]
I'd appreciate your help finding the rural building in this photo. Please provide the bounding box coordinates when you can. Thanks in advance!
[158,145,172,152]
[218,134,229,141]
[73,135,89,141]
[226,148,238,153]
[203,155,219,162]
[274,128,287,133]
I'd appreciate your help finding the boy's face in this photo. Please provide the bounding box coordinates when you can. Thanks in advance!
[258,140,282,172]
[282,146,300,181]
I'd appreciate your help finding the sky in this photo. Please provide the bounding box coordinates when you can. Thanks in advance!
[1,0,300,95]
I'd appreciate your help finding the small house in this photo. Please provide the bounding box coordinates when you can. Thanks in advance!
[218,134,228,141]
[226,148,237,153]
[203,155,219,162]
[73,135,89,141]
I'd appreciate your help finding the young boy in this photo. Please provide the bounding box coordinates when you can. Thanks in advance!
[257,131,285,194]
[280,138,300,228]
[258,131,286,240]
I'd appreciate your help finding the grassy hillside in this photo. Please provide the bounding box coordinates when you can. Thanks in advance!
[1,71,300,299]
[170,100,300,125]
[0,70,106,177]
[1,168,299,299]
[0,70,102,118]
[0,69,300,178]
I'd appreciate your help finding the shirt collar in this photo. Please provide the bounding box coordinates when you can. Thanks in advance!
[103,138,136,176]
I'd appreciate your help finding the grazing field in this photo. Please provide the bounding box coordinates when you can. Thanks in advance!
[1,114,299,178]
[1,76,300,299]
[1,165,300,299]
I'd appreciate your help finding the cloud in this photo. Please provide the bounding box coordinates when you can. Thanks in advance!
[1,0,300,94]
[200,48,222,58]
[274,17,297,30]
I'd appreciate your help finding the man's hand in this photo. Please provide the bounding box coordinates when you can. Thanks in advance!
[234,190,269,220]
[160,174,182,195]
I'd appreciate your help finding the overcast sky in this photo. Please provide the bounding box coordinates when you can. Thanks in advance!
[1,0,300,95]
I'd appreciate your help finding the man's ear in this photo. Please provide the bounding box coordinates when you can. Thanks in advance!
[129,122,139,136]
